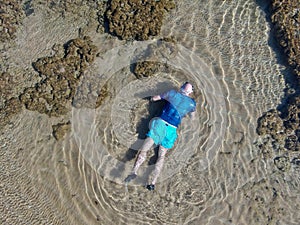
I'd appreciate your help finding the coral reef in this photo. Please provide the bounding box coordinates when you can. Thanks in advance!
[0,0,110,128]
[256,0,300,171]
[105,0,175,40]
[132,38,177,78]
[0,0,24,42]
[20,36,98,117]
[133,60,165,79]
[52,121,71,140]
[271,0,300,77]
[0,72,23,128]
[257,96,300,171]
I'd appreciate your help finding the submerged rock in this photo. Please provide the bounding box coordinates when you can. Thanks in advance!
[133,60,165,79]
[256,109,284,139]
[19,36,98,117]
[274,155,291,171]
[0,72,23,128]
[257,96,300,170]
[52,121,71,140]
[132,38,177,78]
[105,0,175,40]
[0,0,24,42]
[0,97,22,128]
[257,0,300,172]
[271,0,300,77]
[285,134,299,151]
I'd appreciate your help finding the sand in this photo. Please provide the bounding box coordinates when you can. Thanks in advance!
[1,1,299,224]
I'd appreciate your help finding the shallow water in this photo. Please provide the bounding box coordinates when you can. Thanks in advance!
[1,0,300,225]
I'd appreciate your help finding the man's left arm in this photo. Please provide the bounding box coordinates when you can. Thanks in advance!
[151,95,161,102]
[189,111,196,120]
[151,90,172,102]
[188,100,196,120]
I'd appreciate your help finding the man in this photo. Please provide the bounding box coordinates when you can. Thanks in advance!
[125,82,196,191]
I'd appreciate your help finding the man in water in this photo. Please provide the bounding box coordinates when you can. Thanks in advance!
[125,82,196,191]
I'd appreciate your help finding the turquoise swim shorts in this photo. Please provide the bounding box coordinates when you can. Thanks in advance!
[147,118,178,149]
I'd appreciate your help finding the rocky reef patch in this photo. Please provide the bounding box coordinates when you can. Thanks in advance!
[1,35,110,135]
[257,96,300,171]
[256,0,300,172]
[105,0,175,41]
[19,36,98,117]
[0,1,111,129]
[0,0,25,42]
[131,38,177,79]
[271,0,300,77]
[52,121,71,140]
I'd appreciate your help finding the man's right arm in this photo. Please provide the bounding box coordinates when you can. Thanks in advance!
[151,90,173,102]
[151,95,161,102]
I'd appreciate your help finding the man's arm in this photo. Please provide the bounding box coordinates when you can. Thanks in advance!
[151,95,161,102]
[189,111,196,120]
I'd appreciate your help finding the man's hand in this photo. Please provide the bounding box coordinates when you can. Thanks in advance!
[151,95,161,102]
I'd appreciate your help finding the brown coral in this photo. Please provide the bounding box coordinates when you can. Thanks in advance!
[0,0,24,41]
[0,72,23,128]
[257,0,300,171]
[105,0,175,41]
[257,109,284,139]
[19,36,98,117]
[257,96,300,169]
[271,0,300,77]
[132,38,177,78]
[52,121,71,140]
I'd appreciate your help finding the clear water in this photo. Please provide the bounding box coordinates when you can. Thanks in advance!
[2,1,300,225]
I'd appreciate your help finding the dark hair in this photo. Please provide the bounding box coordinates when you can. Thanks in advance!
[181,82,194,91]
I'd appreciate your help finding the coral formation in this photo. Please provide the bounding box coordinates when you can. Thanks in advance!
[133,60,164,79]
[256,0,300,171]
[257,96,300,171]
[105,0,175,40]
[20,36,98,117]
[52,121,71,140]
[0,72,23,128]
[132,38,177,78]
[271,0,300,77]
[0,0,110,129]
[0,0,24,41]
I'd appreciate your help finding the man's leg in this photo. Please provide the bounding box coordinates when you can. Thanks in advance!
[132,137,154,174]
[147,145,168,190]
[125,137,154,183]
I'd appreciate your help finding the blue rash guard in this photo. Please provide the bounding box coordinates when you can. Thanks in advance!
[160,90,196,127]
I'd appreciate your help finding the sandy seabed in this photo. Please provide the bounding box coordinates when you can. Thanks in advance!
[1,1,300,225]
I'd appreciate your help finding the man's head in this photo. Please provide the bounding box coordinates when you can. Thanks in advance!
[180,82,194,95]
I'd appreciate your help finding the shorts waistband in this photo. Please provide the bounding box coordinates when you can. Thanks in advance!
[160,119,177,129]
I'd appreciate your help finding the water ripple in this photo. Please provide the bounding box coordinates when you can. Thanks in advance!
[2,0,299,224]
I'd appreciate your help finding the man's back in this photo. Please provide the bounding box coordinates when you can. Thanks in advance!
[160,90,196,127]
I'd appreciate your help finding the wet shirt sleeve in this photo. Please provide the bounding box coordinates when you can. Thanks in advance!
[160,90,173,100]
[190,99,196,112]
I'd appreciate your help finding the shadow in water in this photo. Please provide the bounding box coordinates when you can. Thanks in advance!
[255,0,300,113]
